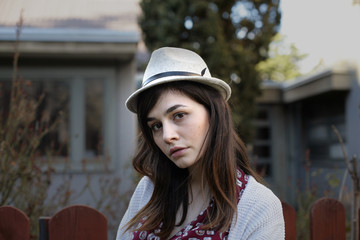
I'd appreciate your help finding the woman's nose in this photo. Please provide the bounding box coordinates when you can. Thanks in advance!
[162,123,179,143]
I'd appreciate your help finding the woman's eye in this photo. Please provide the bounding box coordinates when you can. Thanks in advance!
[151,123,162,131]
[174,112,186,120]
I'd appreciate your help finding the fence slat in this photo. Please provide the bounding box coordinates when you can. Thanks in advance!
[48,205,107,240]
[282,201,297,240]
[310,197,346,240]
[0,206,30,240]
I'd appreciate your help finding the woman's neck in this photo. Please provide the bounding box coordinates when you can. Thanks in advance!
[188,164,202,186]
[188,165,210,203]
[168,166,211,238]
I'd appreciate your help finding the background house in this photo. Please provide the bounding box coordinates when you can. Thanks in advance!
[256,0,360,205]
[255,62,360,204]
[0,0,142,236]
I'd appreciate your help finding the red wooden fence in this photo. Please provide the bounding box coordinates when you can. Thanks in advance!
[0,205,106,240]
[0,198,354,240]
[310,197,346,240]
[48,205,107,240]
[282,201,297,240]
[0,206,30,240]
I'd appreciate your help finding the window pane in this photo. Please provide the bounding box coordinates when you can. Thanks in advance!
[255,127,270,140]
[253,107,272,177]
[330,143,344,159]
[29,80,70,157]
[256,163,272,177]
[0,81,11,117]
[308,144,328,159]
[330,123,346,141]
[306,116,346,161]
[253,145,270,158]
[0,79,70,157]
[308,125,327,141]
[85,79,104,158]
[256,109,268,120]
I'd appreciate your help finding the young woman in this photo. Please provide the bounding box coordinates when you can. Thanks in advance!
[117,47,284,239]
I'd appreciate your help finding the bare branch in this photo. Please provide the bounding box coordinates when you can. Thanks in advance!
[332,125,352,173]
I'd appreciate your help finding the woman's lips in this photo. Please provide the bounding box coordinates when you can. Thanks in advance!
[170,147,188,158]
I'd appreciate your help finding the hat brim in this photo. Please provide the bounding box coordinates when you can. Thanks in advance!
[125,76,231,113]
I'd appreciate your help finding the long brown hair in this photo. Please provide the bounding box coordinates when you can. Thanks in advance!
[125,81,260,238]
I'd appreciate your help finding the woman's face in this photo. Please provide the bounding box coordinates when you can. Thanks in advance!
[147,90,210,169]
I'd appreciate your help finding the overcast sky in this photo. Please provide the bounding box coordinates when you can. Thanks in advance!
[279,0,360,73]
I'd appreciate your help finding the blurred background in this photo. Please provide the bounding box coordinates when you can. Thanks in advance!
[0,0,359,239]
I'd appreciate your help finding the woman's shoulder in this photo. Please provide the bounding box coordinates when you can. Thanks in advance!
[137,176,154,189]
[230,176,284,239]
[238,175,284,224]
[132,176,154,200]
[241,176,282,209]
[246,176,279,198]
[116,176,155,239]
[123,176,155,214]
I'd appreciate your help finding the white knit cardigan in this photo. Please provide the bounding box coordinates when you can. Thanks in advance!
[116,176,285,240]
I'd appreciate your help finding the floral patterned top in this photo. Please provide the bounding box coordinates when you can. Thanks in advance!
[131,169,248,240]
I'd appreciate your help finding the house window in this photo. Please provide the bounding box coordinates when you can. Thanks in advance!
[252,107,272,177]
[306,117,346,162]
[85,79,104,158]
[0,79,70,157]
[303,93,347,163]
[30,80,70,157]
[0,68,116,171]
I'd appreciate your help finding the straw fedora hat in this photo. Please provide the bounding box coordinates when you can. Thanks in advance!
[126,47,231,113]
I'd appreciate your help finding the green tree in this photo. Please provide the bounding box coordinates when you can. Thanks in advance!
[256,34,307,82]
[139,0,281,141]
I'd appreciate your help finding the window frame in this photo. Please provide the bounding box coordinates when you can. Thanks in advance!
[252,106,273,177]
[306,116,346,163]
[0,66,117,172]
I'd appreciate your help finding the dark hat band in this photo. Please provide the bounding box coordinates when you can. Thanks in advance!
[143,68,207,87]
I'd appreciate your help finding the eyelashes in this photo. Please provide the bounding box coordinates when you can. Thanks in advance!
[148,112,188,132]
[151,122,162,131]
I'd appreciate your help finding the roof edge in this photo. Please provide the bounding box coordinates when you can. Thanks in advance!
[0,27,140,43]
[259,64,356,104]
[283,64,356,91]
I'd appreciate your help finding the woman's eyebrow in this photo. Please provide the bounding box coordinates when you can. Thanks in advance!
[146,117,155,123]
[165,104,186,114]
[147,104,187,123]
